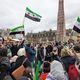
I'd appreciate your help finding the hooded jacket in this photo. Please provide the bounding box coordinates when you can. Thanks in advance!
[48,60,67,80]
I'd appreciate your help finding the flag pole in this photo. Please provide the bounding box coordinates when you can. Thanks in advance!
[22,8,26,36]
[22,17,25,37]
[22,16,25,25]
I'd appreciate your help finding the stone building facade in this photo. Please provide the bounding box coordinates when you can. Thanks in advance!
[26,29,56,43]
[26,29,78,43]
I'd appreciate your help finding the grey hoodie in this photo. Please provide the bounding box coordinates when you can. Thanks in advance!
[47,60,68,80]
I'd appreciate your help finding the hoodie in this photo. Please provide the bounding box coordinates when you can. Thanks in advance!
[49,60,67,80]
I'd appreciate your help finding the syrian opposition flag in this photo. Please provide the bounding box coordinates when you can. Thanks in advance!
[73,17,80,33]
[10,25,24,35]
[25,7,42,22]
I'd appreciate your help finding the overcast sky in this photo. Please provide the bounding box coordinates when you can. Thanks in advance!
[0,0,80,33]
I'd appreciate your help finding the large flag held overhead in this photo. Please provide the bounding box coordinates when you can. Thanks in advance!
[25,7,42,22]
[73,17,80,33]
[10,25,24,35]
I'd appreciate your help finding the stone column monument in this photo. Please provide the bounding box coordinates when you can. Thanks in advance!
[56,0,66,42]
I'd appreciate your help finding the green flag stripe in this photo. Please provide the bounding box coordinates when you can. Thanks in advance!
[77,17,80,23]
[33,61,41,80]
[26,7,42,18]
[10,25,24,32]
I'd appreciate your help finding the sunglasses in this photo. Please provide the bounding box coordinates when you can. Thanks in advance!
[53,50,57,52]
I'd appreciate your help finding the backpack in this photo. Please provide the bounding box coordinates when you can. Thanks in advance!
[68,64,78,80]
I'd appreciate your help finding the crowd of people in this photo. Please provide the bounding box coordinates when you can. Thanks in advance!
[0,36,80,80]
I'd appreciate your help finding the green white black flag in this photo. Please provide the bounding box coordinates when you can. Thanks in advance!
[73,17,80,33]
[10,25,24,35]
[25,7,42,22]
